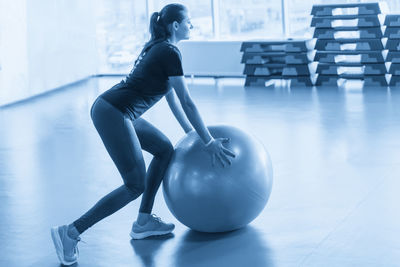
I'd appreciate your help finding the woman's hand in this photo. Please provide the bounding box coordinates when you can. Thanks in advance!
[205,138,236,167]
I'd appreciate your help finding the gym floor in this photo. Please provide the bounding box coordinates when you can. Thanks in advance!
[1,76,399,267]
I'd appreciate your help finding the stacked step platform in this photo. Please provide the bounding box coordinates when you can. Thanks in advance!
[241,39,316,87]
[311,2,388,87]
[385,15,400,86]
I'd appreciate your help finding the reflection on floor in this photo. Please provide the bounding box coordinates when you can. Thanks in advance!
[1,77,400,267]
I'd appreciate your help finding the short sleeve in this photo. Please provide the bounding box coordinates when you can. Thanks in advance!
[163,46,184,77]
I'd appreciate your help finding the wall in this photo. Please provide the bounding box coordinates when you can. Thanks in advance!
[177,41,244,77]
[0,0,97,106]
[0,0,29,105]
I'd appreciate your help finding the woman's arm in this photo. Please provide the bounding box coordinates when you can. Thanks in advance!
[165,89,193,134]
[169,76,213,144]
[169,76,235,167]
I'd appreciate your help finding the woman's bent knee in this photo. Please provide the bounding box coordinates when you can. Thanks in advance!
[122,167,145,196]
[125,182,145,196]
[155,141,174,159]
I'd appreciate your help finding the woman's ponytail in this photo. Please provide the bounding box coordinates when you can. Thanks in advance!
[149,12,168,41]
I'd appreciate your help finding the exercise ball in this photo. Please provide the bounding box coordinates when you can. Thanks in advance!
[163,125,273,233]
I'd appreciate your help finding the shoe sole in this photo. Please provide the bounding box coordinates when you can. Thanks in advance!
[51,227,77,266]
[130,229,173,239]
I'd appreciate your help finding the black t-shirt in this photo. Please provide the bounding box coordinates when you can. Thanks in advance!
[101,40,184,120]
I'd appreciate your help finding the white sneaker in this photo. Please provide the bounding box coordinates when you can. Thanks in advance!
[51,225,80,265]
[130,214,175,239]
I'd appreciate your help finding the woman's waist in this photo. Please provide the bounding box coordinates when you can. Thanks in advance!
[99,89,164,119]
[124,78,168,95]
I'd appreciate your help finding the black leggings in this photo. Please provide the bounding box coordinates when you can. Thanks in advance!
[73,97,173,234]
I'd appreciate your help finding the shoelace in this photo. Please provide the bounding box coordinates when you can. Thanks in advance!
[150,214,163,223]
[77,237,87,244]
[72,237,82,257]
[74,237,88,259]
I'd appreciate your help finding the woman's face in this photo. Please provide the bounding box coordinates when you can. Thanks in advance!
[176,11,193,41]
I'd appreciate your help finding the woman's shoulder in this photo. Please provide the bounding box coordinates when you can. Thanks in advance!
[154,40,181,55]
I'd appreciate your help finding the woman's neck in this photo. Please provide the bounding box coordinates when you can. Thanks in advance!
[167,35,178,45]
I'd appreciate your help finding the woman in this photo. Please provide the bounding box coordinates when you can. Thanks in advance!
[51,3,235,266]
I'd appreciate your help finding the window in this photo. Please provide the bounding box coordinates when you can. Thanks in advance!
[386,0,400,13]
[95,0,147,73]
[94,0,400,72]
[218,0,283,40]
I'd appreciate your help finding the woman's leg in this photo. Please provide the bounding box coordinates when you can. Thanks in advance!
[72,98,147,234]
[132,118,174,214]
[52,97,147,265]
[128,118,175,239]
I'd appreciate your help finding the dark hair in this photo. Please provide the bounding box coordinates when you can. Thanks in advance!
[134,3,187,65]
